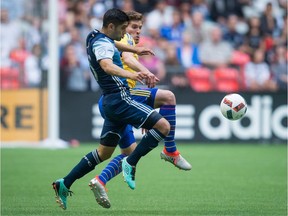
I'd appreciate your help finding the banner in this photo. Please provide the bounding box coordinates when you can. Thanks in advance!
[60,91,287,143]
[1,89,47,142]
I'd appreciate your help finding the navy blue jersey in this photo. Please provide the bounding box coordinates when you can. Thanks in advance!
[86,29,130,94]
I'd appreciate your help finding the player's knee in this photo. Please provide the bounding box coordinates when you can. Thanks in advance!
[100,132,120,147]
[154,118,170,136]
[164,90,176,105]
[166,90,176,105]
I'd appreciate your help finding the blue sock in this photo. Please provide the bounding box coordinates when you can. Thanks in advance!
[127,128,165,166]
[64,150,102,188]
[159,105,177,153]
[98,154,125,185]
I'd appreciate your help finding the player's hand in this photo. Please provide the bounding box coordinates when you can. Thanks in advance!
[144,72,159,88]
[135,47,155,56]
[130,71,147,84]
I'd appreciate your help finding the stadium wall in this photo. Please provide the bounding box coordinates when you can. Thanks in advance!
[1,89,48,142]
[59,91,287,144]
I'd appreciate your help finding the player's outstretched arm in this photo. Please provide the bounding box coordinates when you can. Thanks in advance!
[99,58,146,84]
[122,51,159,88]
[115,41,155,56]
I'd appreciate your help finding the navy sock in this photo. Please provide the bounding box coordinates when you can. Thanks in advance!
[127,129,165,166]
[64,150,102,188]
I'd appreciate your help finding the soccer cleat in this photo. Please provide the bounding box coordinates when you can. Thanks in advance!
[122,157,136,190]
[52,178,73,210]
[160,149,192,170]
[89,177,111,208]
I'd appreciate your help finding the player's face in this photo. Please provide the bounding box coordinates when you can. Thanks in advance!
[126,20,143,44]
[113,22,128,41]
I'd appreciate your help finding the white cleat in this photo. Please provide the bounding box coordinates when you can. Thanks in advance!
[89,178,111,208]
[160,150,192,171]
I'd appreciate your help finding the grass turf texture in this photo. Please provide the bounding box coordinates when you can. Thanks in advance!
[1,143,287,216]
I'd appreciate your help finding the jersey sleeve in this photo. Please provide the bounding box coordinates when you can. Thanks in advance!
[92,38,114,61]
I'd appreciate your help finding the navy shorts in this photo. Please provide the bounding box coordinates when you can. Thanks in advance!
[100,90,161,147]
[98,88,159,148]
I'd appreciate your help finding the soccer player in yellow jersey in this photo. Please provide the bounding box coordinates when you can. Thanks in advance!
[89,11,191,208]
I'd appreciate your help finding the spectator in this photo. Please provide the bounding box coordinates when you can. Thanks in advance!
[60,44,89,91]
[186,11,212,44]
[153,37,169,61]
[259,2,278,56]
[138,38,167,83]
[176,31,201,68]
[244,49,277,91]
[19,16,42,53]
[209,0,244,24]
[179,0,192,27]
[199,26,233,69]
[242,16,265,54]
[133,0,157,14]
[260,2,277,36]
[274,14,287,47]
[270,45,288,90]
[0,8,23,67]
[24,44,42,87]
[9,37,30,68]
[145,0,174,37]
[223,14,245,49]
[191,0,210,20]
[252,0,284,19]
[120,0,135,12]
[160,10,185,46]
[164,44,188,88]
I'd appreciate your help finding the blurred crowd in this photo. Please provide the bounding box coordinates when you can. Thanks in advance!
[1,0,287,92]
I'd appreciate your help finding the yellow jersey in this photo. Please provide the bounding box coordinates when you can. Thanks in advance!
[119,33,138,88]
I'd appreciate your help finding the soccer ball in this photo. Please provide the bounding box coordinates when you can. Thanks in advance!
[220,93,247,120]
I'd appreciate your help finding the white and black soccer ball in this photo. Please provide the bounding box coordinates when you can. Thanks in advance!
[220,93,247,120]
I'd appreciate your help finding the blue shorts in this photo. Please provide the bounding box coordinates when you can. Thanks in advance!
[130,88,158,108]
[99,88,158,149]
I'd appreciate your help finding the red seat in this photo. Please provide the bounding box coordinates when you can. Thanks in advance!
[186,67,213,92]
[0,67,20,89]
[213,68,240,92]
[231,50,250,66]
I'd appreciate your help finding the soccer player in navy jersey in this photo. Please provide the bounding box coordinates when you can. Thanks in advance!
[89,11,192,209]
[52,8,169,210]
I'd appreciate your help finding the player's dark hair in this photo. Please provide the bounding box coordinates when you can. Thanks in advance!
[102,8,129,28]
[126,11,143,22]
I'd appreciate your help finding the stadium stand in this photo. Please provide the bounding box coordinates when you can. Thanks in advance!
[0,0,287,92]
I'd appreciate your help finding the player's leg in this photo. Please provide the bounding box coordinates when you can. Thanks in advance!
[130,88,177,153]
[121,105,170,189]
[52,119,120,210]
[87,120,124,208]
[154,89,192,170]
[95,125,136,186]
[102,93,169,189]
[52,147,106,210]
[90,125,136,208]
[130,88,191,170]
[154,89,177,152]
[93,97,136,187]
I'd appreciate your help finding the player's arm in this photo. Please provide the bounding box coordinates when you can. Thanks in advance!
[122,51,159,88]
[99,58,146,84]
[115,41,155,56]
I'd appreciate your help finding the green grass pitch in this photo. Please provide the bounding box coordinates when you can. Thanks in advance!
[1,143,287,216]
